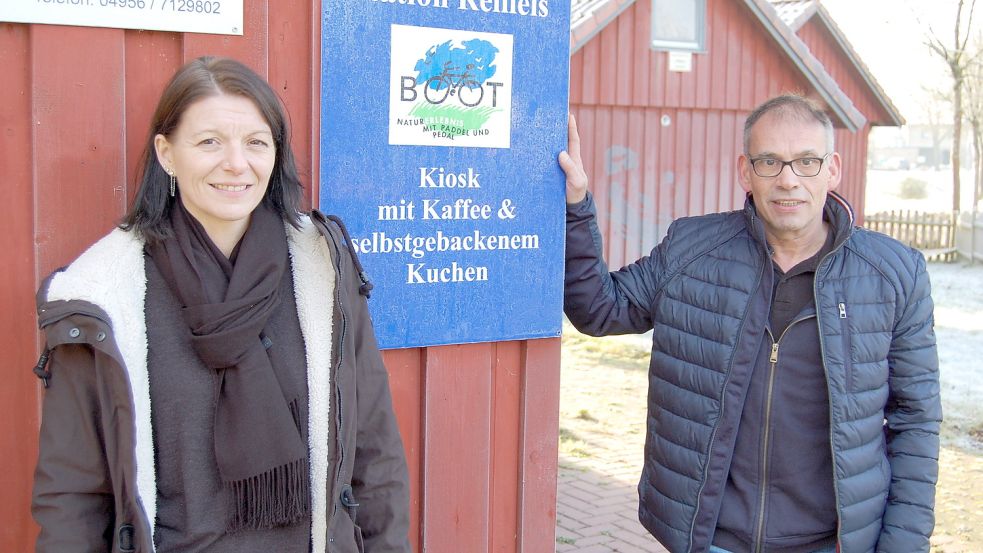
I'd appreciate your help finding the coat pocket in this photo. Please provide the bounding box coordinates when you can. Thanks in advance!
[838,302,855,390]
[331,497,366,553]
[353,523,365,553]
[341,484,364,553]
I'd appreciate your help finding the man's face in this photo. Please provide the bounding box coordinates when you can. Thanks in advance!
[738,112,841,245]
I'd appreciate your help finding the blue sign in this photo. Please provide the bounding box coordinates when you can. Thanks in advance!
[320,0,570,349]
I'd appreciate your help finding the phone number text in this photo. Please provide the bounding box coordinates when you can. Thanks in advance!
[38,0,223,15]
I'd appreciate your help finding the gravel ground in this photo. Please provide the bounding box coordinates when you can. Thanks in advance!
[927,261,983,552]
[928,261,983,450]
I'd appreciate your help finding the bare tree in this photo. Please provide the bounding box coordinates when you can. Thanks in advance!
[920,86,954,169]
[963,40,983,264]
[926,0,980,212]
[966,46,983,207]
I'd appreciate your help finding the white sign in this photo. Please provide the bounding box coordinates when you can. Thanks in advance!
[0,0,243,35]
[668,51,693,72]
[388,24,513,149]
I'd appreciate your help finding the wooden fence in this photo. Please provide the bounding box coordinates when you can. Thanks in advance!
[864,210,958,261]
[956,211,983,263]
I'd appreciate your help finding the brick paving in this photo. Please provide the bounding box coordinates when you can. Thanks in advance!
[555,443,667,553]
[555,330,668,553]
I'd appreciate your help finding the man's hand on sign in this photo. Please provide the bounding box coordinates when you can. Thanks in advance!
[558,113,589,205]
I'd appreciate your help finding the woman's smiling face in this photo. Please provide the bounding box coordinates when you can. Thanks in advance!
[155,93,276,245]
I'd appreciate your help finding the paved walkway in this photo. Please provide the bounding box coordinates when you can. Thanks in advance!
[555,330,668,553]
[555,443,668,553]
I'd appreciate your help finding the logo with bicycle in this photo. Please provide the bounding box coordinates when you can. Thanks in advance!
[389,25,513,148]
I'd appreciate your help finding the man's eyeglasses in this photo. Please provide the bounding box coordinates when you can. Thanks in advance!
[748,153,829,178]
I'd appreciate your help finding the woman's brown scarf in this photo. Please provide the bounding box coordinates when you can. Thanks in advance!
[147,202,310,531]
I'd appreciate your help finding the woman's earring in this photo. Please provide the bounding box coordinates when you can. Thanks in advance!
[167,169,176,197]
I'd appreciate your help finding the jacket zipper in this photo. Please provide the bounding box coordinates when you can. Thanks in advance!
[752,316,814,553]
[815,253,845,552]
[741,207,851,552]
[331,225,349,519]
[838,302,854,390]
[753,336,780,553]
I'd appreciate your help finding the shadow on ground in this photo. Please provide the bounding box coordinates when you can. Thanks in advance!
[556,451,668,553]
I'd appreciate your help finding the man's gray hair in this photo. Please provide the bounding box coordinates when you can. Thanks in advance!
[743,94,835,154]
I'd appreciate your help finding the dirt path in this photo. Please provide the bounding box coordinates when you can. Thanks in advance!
[933,447,983,552]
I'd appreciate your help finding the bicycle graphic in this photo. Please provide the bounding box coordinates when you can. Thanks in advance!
[423,61,484,107]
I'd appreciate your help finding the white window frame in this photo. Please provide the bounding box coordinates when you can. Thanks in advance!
[650,0,707,53]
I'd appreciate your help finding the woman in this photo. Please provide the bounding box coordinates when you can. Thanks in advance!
[32,56,410,553]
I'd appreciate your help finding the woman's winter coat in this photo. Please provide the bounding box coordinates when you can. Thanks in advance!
[32,214,410,553]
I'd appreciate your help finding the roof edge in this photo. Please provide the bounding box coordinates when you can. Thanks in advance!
[743,0,866,132]
[570,0,637,54]
[812,4,905,126]
[567,0,871,132]
[779,0,820,31]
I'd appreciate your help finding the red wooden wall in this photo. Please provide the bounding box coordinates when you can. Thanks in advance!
[570,0,876,267]
[834,124,871,221]
[0,3,560,551]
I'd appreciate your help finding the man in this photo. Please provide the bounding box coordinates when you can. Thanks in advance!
[558,95,941,553]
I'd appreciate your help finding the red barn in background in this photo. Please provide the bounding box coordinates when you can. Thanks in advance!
[570,0,902,270]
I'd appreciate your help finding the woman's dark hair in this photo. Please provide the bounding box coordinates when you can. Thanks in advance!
[120,56,304,241]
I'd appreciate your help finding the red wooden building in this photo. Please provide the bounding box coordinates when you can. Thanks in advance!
[0,4,558,552]
[569,0,903,270]
[1,1,900,552]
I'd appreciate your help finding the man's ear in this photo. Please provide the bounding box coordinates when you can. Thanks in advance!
[737,154,753,194]
[826,151,842,192]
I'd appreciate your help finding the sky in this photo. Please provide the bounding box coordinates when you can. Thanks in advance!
[821,0,975,125]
